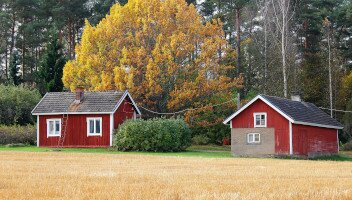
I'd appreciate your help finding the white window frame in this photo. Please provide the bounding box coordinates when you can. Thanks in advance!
[247,133,261,144]
[253,112,267,128]
[87,117,102,136]
[46,118,61,137]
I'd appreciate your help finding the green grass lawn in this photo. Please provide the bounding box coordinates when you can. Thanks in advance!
[0,145,233,158]
[1,144,351,161]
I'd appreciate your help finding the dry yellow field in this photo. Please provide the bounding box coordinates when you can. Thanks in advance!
[1,151,352,200]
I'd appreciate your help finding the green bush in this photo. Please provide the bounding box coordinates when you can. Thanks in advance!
[0,125,36,145]
[191,124,230,145]
[192,135,210,145]
[342,141,352,151]
[114,118,191,152]
[0,84,41,125]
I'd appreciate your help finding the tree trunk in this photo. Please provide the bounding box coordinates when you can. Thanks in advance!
[264,15,267,94]
[22,36,25,79]
[10,11,15,54]
[5,45,8,79]
[281,0,288,98]
[236,7,241,77]
[327,27,333,117]
[235,7,242,109]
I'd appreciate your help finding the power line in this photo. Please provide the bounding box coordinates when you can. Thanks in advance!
[129,98,237,115]
[319,107,352,113]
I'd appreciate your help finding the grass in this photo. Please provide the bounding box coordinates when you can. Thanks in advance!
[1,151,352,199]
[1,145,352,161]
[0,145,233,158]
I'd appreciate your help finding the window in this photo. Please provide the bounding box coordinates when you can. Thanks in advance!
[87,117,102,136]
[254,112,267,127]
[47,119,61,137]
[247,133,260,144]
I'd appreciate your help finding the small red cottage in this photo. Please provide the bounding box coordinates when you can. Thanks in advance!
[31,88,141,147]
[223,95,343,157]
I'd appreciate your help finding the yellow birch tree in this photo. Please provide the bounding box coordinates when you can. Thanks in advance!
[63,0,242,127]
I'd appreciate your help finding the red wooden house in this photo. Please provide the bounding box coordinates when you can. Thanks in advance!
[31,88,141,147]
[223,95,343,157]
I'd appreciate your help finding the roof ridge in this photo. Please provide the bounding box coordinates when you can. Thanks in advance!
[47,90,125,94]
[260,94,308,104]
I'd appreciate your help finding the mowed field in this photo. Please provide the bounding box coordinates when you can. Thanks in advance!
[1,151,352,200]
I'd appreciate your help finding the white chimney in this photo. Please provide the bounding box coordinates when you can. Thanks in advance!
[291,95,301,102]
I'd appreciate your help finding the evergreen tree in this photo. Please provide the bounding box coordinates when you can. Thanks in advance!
[9,51,21,85]
[295,0,335,106]
[37,36,66,94]
[342,98,352,143]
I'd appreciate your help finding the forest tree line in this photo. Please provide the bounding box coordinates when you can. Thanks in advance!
[0,0,351,143]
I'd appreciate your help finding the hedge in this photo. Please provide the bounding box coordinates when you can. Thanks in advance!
[0,125,36,145]
[114,118,191,152]
[0,84,41,125]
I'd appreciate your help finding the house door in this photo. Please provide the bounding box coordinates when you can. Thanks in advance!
[298,129,308,155]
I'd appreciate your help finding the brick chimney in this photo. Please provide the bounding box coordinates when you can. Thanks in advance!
[74,87,84,104]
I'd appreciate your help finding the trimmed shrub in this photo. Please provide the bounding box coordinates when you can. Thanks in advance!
[114,118,191,152]
[0,125,36,145]
[192,135,210,145]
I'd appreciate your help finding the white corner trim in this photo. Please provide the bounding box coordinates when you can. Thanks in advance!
[223,95,294,124]
[37,116,39,147]
[337,130,339,152]
[31,93,48,114]
[46,118,62,138]
[110,114,114,147]
[253,112,267,128]
[289,121,293,155]
[86,117,103,137]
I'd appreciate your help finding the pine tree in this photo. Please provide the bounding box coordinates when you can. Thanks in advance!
[342,98,352,143]
[37,36,66,94]
[296,0,332,106]
[9,51,21,85]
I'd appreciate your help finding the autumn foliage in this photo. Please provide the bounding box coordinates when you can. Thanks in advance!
[63,0,242,127]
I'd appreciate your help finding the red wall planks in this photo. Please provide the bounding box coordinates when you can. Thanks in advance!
[231,99,290,154]
[39,114,111,147]
[38,96,136,147]
[292,124,338,156]
[113,98,134,129]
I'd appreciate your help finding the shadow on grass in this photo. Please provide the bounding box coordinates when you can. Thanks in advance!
[309,153,352,162]
[276,152,352,162]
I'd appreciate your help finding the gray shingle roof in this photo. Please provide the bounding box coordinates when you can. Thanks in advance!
[32,91,126,114]
[260,95,343,128]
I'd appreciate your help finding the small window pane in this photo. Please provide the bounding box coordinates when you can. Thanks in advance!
[254,134,260,142]
[255,115,261,125]
[55,121,60,134]
[260,115,265,125]
[95,119,101,134]
[248,134,253,143]
[49,121,54,134]
[89,120,95,133]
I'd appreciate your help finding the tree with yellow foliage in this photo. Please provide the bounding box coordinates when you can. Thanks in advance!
[63,0,242,132]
